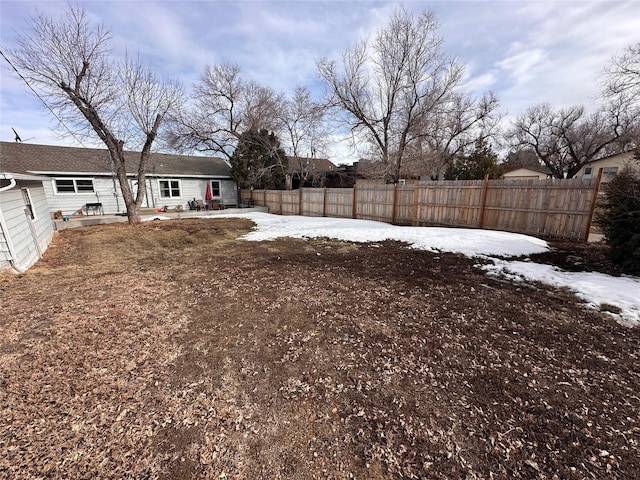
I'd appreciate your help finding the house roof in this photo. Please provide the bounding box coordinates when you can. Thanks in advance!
[583,150,637,166]
[502,164,551,175]
[0,141,231,177]
[287,156,337,174]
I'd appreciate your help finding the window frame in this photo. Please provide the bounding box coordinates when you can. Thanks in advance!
[53,178,95,194]
[158,179,182,199]
[210,180,221,198]
[21,187,36,220]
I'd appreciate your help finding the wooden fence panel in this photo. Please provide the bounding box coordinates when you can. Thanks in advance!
[250,190,266,207]
[394,185,416,225]
[482,178,597,239]
[355,185,395,222]
[281,190,300,215]
[415,180,484,227]
[265,190,282,214]
[325,188,353,218]
[301,188,325,217]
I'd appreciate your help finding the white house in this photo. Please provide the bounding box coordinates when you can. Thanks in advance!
[0,141,237,216]
[0,172,55,271]
[502,165,552,180]
[576,151,636,184]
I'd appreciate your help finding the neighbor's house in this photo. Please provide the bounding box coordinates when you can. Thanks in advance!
[287,156,338,188]
[0,141,236,217]
[0,171,55,271]
[502,165,552,180]
[577,150,636,184]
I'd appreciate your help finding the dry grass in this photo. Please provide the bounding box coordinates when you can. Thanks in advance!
[1,218,638,479]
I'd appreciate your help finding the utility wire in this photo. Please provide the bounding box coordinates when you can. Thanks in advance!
[0,46,116,170]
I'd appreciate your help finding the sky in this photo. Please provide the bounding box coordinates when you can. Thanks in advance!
[161,212,639,326]
[1,0,639,164]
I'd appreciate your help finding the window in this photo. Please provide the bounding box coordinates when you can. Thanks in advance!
[584,167,593,177]
[211,180,221,197]
[54,178,94,194]
[159,179,181,198]
[21,188,36,220]
[603,167,618,175]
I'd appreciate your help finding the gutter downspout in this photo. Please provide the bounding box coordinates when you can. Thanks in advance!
[0,175,17,193]
[0,175,26,272]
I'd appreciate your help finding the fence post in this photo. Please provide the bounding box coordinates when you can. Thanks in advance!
[352,185,357,219]
[583,168,604,243]
[478,174,489,228]
[299,188,303,216]
[263,189,267,209]
[323,187,327,217]
[391,183,398,224]
[279,190,282,215]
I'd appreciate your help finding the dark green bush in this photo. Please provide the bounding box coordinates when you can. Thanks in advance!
[595,156,640,275]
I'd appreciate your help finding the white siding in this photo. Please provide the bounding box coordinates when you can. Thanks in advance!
[42,175,237,214]
[43,177,122,215]
[0,180,54,271]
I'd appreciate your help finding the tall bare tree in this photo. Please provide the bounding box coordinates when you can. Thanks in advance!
[168,63,281,162]
[403,91,501,178]
[9,5,182,223]
[277,86,328,158]
[318,7,496,182]
[275,86,330,186]
[509,103,633,179]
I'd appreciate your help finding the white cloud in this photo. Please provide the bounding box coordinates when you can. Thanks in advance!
[1,1,638,150]
[497,46,548,86]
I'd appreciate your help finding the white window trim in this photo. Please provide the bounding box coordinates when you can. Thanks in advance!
[53,177,95,195]
[158,179,182,198]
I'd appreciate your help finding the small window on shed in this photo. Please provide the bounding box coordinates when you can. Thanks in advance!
[21,187,36,220]
[603,167,618,175]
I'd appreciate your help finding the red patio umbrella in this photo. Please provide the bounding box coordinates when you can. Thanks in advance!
[205,181,213,201]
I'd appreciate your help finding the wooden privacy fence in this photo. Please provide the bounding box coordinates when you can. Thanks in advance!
[241,175,601,241]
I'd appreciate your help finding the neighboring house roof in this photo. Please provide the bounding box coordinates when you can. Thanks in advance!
[583,150,636,167]
[502,164,551,175]
[287,156,337,174]
[0,141,231,177]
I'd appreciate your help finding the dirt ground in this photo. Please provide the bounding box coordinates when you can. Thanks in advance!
[1,218,638,479]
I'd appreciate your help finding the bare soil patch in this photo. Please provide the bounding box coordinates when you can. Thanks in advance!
[1,218,638,479]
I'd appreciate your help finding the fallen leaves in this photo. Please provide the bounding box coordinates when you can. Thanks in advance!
[0,219,638,479]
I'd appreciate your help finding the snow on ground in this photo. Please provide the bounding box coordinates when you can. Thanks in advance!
[150,212,640,326]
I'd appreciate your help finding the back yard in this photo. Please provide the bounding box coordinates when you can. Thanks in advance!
[1,217,638,479]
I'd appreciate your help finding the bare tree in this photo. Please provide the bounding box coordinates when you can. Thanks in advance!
[278,86,328,158]
[403,91,501,178]
[509,103,633,179]
[275,86,330,186]
[601,42,640,149]
[9,5,182,223]
[168,63,281,162]
[602,42,640,103]
[318,7,497,183]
